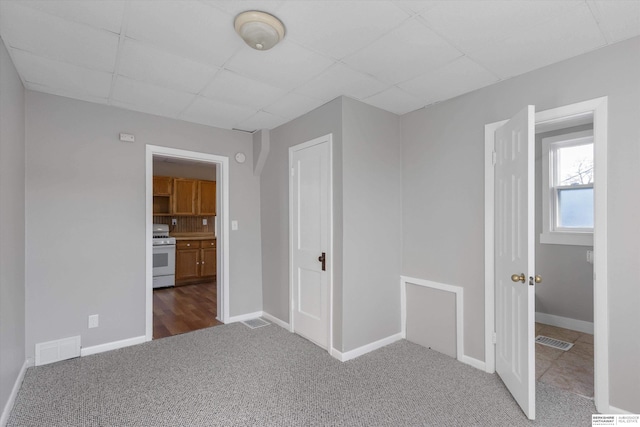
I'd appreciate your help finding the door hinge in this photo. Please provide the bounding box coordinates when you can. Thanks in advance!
[491,151,497,166]
[492,332,497,344]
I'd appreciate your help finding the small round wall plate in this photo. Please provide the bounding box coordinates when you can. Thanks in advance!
[235,152,246,163]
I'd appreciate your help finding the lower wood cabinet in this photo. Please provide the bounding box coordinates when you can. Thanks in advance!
[175,239,217,285]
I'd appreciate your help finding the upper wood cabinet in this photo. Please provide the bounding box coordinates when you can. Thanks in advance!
[198,181,216,215]
[153,176,216,216]
[153,176,172,196]
[153,176,172,215]
[173,178,197,215]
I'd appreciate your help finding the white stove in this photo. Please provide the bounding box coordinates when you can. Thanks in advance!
[153,225,176,246]
[152,224,175,288]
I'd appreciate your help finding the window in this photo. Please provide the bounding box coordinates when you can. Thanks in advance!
[541,130,594,246]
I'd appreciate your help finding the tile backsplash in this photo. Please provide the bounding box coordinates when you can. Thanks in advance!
[153,216,215,234]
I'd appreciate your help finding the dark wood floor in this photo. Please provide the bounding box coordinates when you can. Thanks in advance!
[153,281,223,339]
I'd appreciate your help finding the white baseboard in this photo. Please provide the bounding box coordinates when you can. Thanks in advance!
[1,359,29,427]
[80,335,146,357]
[536,312,594,335]
[332,333,403,362]
[261,312,290,330]
[227,311,263,324]
[459,355,486,371]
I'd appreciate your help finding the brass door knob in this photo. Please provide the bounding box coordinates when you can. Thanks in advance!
[511,273,526,283]
[534,275,542,284]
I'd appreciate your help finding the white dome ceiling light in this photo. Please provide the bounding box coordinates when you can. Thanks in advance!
[234,10,285,51]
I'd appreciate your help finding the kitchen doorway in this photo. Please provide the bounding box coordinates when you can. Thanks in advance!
[151,156,221,339]
[145,145,230,341]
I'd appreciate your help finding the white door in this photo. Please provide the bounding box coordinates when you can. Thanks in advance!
[290,135,331,349]
[494,106,536,419]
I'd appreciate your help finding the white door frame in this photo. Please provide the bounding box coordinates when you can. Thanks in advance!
[288,134,334,354]
[145,145,230,340]
[484,97,609,412]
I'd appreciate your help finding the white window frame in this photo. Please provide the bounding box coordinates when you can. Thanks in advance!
[540,129,594,246]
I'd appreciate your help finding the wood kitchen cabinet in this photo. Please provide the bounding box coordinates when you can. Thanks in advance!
[153,176,216,216]
[153,176,172,215]
[153,176,172,196]
[175,246,200,281]
[200,240,217,277]
[198,181,216,215]
[173,178,197,215]
[175,239,217,285]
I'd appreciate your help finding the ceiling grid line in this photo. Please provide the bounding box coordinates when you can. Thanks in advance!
[1,0,637,131]
[108,0,131,103]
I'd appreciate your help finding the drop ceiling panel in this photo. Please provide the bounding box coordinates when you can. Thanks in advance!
[25,81,109,106]
[418,0,583,54]
[263,93,327,120]
[276,1,410,59]
[180,97,255,129]
[202,70,287,110]
[204,0,284,17]
[224,41,335,90]
[112,76,196,118]
[0,2,119,72]
[342,18,462,84]
[118,39,218,94]
[11,49,112,99]
[1,1,638,131]
[363,86,426,115]
[126,0,243,67]
[394,1,440,15]
[236,111,288,132]
[14,0,126,33]
[470,3,607,79]
[399,57,500,105]
[588,0,640,43]
[294,63,388,102]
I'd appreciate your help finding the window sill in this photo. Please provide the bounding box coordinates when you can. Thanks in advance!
[540,232,593,246]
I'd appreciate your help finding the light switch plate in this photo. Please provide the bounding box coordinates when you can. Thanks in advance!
[232,220,238,231]
[203,218,207,225]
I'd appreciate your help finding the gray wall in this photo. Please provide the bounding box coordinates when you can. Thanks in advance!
[153,159,216,181]
[341,98,401,351]
[261,98,344,348]
[261,97,401,353]
[0,38,25,416]
[535,125,594,323]
[24,92,262,359]
[401,37,640,411]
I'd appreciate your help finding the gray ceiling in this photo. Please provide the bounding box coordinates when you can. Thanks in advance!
[1,0,638,132]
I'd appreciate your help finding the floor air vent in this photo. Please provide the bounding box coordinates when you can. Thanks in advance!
[242,318,271,329]
[535,335,574,351]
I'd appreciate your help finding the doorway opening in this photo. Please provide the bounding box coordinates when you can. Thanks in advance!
[534,121,595,399]
[145,145,230,341]
[151,156,222,339]
[484,97,609,414]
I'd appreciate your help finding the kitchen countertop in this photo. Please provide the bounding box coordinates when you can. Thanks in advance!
[171,233,215,241]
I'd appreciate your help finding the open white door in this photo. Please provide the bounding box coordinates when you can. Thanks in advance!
[290,135,331,349]
[494,106,536,419]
